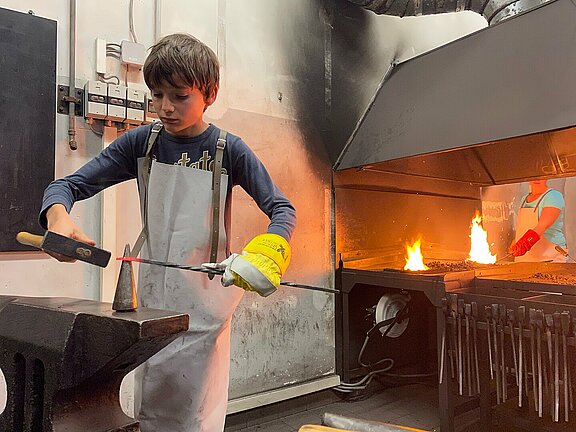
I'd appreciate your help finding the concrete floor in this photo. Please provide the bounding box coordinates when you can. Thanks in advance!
[224,383,443,432]
[225,381,574,432]
[223,383,559,432]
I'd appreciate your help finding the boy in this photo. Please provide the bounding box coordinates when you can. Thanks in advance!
[40,33,296,432]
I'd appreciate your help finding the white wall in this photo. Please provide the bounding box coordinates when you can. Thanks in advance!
[0,0,487,417]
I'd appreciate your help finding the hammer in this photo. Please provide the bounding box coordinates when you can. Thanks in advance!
[16,231,111,268]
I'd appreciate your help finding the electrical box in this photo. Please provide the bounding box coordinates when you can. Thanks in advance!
[126,87,145,124]
[107,84,127,121]
[95,38,106,75]
[84,80,107,119]
[120,40,146,67]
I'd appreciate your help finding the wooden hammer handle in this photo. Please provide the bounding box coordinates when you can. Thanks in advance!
[16,232,44,248]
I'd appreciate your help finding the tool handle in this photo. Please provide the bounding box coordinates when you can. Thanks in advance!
[457,298,464,314]
[529,308,536,324]
[545,313,554,328]
[561,312,570,333]
[485,305,492,320]
[518,305,526,322]
[507,308,515,323]
[555,245,569,257]
[553,312,561,330]
[16,232,43,248]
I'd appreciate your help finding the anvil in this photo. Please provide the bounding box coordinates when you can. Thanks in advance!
[0,295,189,431]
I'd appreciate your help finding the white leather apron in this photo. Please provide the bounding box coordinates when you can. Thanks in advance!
[515,190,565,263]
[133,157,244,432]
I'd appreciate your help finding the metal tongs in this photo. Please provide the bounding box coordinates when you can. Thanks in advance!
[555,246,576,263]
[495,252,513,264]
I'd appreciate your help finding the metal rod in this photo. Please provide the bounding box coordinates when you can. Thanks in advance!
[499,304,507,402]
[529,308,538,413]
[537,311,544,418]
[491,305,501,404]
[518,306,525,408]
[472,302,480,395]
[555,245,576,263]
[465,303,472,396]
[117,257,339,294]
[562,312,570,422]
[553,312,561,422]
[485,306,494,381]
[458,299,464,396]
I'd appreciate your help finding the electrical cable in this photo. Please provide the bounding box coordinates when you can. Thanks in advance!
[379,372,437,378]
[86,119,104,136]
[129,0,139,43]
[333,304,410,395]
[97,73,120,85]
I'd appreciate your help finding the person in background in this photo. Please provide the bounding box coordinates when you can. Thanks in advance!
[509,179,566,262]
[39,33,296,432]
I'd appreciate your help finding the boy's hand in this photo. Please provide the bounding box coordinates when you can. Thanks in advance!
[45,204,96,262]
[206,234,291,297]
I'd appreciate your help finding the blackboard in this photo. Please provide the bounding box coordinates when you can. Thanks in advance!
[0,8,56,252]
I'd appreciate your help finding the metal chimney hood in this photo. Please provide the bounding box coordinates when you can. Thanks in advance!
[334,0,576,186]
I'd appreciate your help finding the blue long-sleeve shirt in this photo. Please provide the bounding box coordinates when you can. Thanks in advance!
[40,123,296,241]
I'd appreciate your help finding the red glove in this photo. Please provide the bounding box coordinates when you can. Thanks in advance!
[509,229,540,256]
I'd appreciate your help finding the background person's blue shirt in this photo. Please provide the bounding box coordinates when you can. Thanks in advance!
[521,189,566,247]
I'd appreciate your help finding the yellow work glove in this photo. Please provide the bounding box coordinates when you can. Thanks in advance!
[218,234,291,297]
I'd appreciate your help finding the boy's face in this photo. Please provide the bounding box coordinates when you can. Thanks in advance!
[150,80,217,137]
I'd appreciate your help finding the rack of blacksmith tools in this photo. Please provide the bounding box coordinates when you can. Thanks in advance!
[339,261,576,432]
[446,262,576,430]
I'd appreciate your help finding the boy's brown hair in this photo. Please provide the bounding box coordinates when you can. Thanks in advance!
[143,33,220,101]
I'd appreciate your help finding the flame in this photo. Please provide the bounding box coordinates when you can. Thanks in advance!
[404,239,429,271]
[468,212,496,264]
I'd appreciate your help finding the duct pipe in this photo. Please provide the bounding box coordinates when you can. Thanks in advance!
[68,0,77,150]
[347,0,550,24]
[155,0,162,42]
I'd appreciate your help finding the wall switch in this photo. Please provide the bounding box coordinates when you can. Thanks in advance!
[95,38,107,75]
[106,84,127,121]
[126,87,145,124]
[84,80,107,119]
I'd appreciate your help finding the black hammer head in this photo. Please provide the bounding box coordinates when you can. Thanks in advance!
[17,231,111,267]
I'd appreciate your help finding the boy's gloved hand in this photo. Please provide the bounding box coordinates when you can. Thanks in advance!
[209,234,291,297]
[509,229,540,257]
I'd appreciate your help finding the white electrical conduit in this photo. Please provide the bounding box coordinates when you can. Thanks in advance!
[68,0,77,150]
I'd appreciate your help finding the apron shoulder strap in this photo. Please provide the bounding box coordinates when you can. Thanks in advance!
[131,122,164,257]
[534,189,552,213]
[522,189,553,214]
[534,189,553,209]
[132,124,226,261]
[208,129,227,276]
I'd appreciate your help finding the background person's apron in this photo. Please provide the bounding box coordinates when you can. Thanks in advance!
[134,157,244,432]
[515,190,565,263]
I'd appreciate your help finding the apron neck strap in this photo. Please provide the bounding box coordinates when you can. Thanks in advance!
[208,129,227,277]
[132,123,165,257]
[522,188,552,213]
